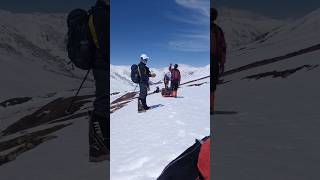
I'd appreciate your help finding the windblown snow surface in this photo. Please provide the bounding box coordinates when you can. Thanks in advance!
[214,8,320,180]
[110,65,210,179]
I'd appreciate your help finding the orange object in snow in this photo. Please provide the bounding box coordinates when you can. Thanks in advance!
[197,138,210,180]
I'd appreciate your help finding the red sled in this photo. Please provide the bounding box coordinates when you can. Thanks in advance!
[161,88,173,97]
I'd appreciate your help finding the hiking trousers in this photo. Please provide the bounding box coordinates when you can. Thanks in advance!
[139,83,148,99]
[211,61,220,92]
[93,68,109,119]
[138,83,149,108]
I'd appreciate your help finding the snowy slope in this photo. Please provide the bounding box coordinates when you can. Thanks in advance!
[233,8,320,66]
[214,8,320,180]
[216,7,285,49]
[110,63,210,179]
[220,8,320,69]
[0,10,89,99]
[111,79,210,180]
[0,88,108,180]
[0,108,108,180]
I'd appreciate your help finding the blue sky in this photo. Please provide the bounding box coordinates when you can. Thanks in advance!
[111,0,210,67]
[214,0,320,19]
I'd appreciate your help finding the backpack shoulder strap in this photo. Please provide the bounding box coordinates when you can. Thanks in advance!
[137,65,141,77]
[88,14,100,49]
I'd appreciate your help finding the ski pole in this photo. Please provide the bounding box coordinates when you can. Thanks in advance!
[66,69,91,114]
[133,84,138,92]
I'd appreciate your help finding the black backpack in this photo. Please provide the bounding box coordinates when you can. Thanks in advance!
[67,9,99,70]
[131,64,141,83]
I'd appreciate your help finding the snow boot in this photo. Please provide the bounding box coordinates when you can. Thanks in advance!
[142,98,150,110]
[138,98,146,112]
[89,111,109,162]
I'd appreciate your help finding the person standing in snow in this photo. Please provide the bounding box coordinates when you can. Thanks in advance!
[164,71,171,89]
[169,64,181,98]
[88,0,110,162]
[211,7,226,113]
[138,54,156,112]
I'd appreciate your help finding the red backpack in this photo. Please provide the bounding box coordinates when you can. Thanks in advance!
[212,23,226,65]
[198,138,210,180]
[157,136,210,180]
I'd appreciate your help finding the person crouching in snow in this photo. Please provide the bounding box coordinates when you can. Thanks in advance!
[164,71,171,89]
[138,54,156,112]
[169,64,181,98]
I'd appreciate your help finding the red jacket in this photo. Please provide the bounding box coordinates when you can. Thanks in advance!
[212,23,226,65]
[169,65,181,81]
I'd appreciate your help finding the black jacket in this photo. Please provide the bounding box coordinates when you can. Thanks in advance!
[92,0,109,69]
[138,62,151,85]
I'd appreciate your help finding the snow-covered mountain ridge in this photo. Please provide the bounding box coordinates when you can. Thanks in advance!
[110,64,210,93]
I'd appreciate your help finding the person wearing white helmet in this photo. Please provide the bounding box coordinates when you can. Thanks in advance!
[137,53,156,112]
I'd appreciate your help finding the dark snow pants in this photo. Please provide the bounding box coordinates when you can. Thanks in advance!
[211,61,220,92]
[139,83,149,108]
[92,67,109,146]
[139,83,148,99]
[93,68,109,118]
[171,80,179,91]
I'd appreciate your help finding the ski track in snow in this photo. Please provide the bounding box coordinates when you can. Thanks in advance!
[111,82,210,180]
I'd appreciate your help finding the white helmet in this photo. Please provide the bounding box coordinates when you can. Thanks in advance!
[140,53,149,64]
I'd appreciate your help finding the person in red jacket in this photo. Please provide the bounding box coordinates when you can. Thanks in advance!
[211,7,226,113]
[169,64,181,98]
